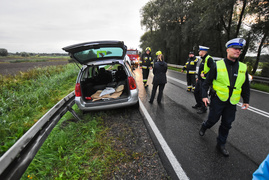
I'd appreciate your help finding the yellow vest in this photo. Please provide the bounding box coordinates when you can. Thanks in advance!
[213,60,247,105]
[201,55,212,79]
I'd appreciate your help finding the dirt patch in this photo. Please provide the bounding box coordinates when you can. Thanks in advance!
[99,106,169,179]
[0,61,69,76]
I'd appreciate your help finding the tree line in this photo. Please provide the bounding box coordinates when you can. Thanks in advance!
[139,0,268,75]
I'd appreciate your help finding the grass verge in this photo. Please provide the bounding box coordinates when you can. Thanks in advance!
[0,63,78,156]
[250,83,269,93]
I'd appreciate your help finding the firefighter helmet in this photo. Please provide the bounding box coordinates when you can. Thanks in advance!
[156,51,162,55]
[145,47,151,52]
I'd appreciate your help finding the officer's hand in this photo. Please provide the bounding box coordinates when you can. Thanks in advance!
[202,98,209,107]
[181,70,183,72]
[241,103,249,110]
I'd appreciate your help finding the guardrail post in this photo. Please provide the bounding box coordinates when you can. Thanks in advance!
[67,106,82,121]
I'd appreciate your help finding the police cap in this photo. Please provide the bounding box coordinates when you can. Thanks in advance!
[199,46,209,51]
[225,38,246,49]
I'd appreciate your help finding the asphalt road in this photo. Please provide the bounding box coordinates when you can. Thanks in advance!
[134,68,269,180]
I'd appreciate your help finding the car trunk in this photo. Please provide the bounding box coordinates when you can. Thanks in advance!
[79,64,130,103]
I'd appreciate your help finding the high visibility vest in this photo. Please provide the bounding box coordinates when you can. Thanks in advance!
[212,60,247,105]
[201,55,212,79]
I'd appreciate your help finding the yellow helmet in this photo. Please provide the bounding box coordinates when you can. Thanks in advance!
[145,47,151,52]
[156,51,162,55]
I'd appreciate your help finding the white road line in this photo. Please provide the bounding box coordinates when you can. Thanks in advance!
[250,88,269,95]
[167,76,186,85]
[167,75,269,119]
[139,98,189,180]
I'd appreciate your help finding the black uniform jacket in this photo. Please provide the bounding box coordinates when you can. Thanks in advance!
[152,60,167,85]
[202,58,250,104]
[197,54,214,80]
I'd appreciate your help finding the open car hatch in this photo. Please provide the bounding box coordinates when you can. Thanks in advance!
[62,41,127,65]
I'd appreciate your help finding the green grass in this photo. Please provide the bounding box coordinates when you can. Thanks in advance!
[1,62,138,179]
[0,63,78,156]
[250,83,269,92]
[168,66,182,72]
[21,109,132,179]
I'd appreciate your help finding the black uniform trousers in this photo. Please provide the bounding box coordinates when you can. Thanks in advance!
[194,79,206,109]
[187,74,196,89]
[202,95,236,145]
[142,68,150,84]
[150,84,165,103]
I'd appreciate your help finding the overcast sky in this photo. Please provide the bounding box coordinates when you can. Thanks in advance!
[0,0,149,53]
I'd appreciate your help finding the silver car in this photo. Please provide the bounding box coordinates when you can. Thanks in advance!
[63,41,139,112]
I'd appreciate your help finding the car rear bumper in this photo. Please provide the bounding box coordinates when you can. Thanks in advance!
[75,90,139,111]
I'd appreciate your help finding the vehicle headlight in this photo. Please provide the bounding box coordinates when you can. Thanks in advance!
[248,74,253,81]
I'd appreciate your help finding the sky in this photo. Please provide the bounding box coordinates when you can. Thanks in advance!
[0,0,149,53]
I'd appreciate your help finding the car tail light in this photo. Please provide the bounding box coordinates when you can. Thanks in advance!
[75,83,82,97]
[128,76,137,90]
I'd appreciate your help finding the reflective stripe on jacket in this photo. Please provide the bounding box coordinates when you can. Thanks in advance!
[201,55,212,79]
[212,60,247,105]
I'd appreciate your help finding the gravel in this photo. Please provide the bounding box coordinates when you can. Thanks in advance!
[101,106,170,179]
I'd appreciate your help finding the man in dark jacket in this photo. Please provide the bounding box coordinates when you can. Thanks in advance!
[182,51,199,92]
[199,38,250,157]
[192,46,215,114]
[139,47,153,87]
[149,54,167,104]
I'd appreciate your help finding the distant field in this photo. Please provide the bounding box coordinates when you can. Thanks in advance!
[0,56,70,76]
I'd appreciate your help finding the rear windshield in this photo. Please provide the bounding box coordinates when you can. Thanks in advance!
[74,47,124,62]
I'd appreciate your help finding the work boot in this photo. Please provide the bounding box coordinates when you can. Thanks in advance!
[197,107,207,114]
[216,144,229,157]
[144,83,148,88]
[199,124,207,136]
[192,104,201,109]
[187,89,191,92]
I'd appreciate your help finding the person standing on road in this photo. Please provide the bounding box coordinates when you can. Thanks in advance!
[199,38,250,157]
[140,47,153,88]
[149,54,167,104]
[181,51,199,92]
[192,46,214,114]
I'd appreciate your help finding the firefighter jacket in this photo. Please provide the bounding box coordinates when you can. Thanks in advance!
[139,52,153,69]
[202,58,250,104]
[182,56,198,74]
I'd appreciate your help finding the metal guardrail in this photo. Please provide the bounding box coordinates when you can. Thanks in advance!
[167,63,269,84]
[0,91,80,180]
[252,75,269,84]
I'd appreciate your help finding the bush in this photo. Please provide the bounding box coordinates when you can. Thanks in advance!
[21,52,29,57]
[0,48,8,56]
[261,63,269,77]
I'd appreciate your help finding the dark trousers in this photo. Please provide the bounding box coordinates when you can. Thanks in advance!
[202,95,236,145]
[150,84,165,103]
[186,74,196,89]
[142,69,150,84]
[193,79,206,109]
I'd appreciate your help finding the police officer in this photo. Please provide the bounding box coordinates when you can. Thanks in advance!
[199,38,250,157]
[140,47,153,87]
[181,51,198,92]
[192,46,214,114]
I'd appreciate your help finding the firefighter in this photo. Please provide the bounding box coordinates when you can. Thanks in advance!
[181,51,198,92]
[199,38,250,157]
[140,47,153,87]
[192,46,215,114]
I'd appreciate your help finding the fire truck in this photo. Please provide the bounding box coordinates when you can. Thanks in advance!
[126,49,140,69]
